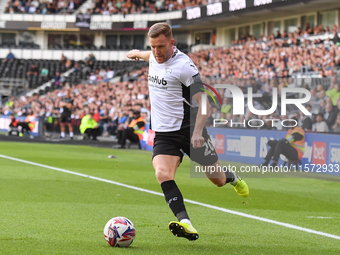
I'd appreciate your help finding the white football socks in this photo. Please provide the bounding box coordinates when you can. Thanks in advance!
[180,219,192,226]
[230,172,238,185]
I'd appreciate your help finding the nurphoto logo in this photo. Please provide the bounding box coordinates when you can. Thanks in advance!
[201,84,311,128]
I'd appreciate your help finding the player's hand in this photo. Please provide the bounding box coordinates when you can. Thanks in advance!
[191,133,204,149]
[127,50,140,61]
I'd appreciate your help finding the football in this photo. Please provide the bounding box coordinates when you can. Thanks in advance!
[103,217,136,247]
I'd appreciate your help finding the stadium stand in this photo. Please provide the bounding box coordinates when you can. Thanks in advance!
[5,0,86,14]
[232,23,340,46]
[1,0,340,137]
[67,59,148,85]
[1,54,75,88]
[3,58,340,136]
[2,29,340,134]
[3,0,220,15]
[85,0,216,15]
[190,32,340,82]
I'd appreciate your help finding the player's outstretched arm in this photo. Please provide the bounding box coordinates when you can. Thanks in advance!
[127,50,151,62]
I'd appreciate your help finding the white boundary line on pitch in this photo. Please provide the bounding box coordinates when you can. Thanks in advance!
[1,153,340,241]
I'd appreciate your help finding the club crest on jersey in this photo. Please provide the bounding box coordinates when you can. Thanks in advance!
[148,74,168,86]
[165,68,172,74]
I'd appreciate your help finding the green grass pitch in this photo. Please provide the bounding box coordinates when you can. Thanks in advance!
[0,142,340,254]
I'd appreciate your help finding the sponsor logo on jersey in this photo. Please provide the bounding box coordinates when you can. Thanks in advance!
[148,75,167,86]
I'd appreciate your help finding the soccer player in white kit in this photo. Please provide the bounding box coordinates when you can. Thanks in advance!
[127,22,249,241]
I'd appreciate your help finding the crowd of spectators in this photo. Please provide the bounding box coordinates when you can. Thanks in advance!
[4,0,220,15]
[232,23,340,46]
[2,25,340,135]
[5,0,85,14]
[208,80,340,133]
[187,27,340,133]
[0,67,150,137]
[86,0,219,15]
[2,73,340,135]
[191,32,340,82]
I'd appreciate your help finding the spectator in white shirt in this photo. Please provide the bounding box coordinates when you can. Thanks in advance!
[68,0,75,10]
[28,4,36,13]
[167,0,174,11]
[99,68,107,78]
[314,114,329,132]
[31,0,40,8]
[105,68,114,81]
[58,0,65,9]
[88,72,97,83]
[102,7,110,14]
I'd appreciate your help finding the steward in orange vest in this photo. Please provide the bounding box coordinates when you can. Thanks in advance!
[116,111,145,149]
[9,114,34,137]
[25,112,36,131]
[128,115,145,140]
[9,114,19,128]
[284,127,305,160]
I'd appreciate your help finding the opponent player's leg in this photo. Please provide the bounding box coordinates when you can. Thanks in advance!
[153,154,199,241]
[203,159,249,198]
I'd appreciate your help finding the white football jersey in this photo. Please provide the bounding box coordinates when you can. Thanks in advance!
[148,46,202,132]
